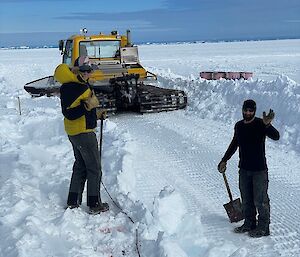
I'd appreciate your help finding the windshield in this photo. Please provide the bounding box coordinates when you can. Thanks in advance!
[79,40,121,59]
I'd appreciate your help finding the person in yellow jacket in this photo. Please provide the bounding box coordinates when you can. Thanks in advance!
[54,56,109,214]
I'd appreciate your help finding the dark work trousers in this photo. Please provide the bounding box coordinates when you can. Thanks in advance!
[67,132,102,207]
[239,169,270,230]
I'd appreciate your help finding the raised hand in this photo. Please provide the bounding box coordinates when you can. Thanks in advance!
[262,109,275,125]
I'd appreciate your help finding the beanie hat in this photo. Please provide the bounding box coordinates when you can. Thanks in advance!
[242,99,256,111]
[74,56,93,72]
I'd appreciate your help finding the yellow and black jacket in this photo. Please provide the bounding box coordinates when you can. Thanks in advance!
[54,64,96,136]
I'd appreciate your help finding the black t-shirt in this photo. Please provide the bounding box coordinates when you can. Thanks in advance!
[222,117,280,171]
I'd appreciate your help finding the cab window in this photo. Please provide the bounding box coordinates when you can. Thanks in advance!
[63,40,73,65]
[79,40,120,59]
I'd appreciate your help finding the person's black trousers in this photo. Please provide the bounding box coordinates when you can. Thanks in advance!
[67,132,102,207]
[239,169,270,230]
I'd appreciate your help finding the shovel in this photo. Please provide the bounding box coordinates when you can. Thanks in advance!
[222,172,244,223]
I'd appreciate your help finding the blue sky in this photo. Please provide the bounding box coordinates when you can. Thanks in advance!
[0,0,299,47]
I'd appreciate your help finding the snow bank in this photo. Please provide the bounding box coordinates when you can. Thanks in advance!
[155,72,300,152]
[104,122,236,256]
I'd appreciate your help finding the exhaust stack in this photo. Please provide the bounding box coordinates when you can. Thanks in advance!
[126,30,132,46]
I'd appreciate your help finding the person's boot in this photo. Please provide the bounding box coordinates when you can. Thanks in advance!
[67,204,79,209]
[234,222,256,233]
[67,192,80,209]
[89,202,109,215]
[248,226,270,237]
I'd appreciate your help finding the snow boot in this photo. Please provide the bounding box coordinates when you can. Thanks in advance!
[67,204,79,209]
[89,202,109,215]
[234,223,256,233]
[248,227,270,238]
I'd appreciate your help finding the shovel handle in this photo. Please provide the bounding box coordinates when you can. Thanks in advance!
[99,118,104,167]
[222,173,234,202]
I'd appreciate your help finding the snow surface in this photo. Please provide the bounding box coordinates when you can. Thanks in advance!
[1,39,300,257]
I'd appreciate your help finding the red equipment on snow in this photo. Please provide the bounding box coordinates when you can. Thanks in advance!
[200,72,253,80]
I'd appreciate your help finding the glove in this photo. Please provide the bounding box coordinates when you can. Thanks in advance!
[96,109,107,120]
[88,78,96,85]
[84,91,99,111]
[218,161,227,173]
[263,109,275,125]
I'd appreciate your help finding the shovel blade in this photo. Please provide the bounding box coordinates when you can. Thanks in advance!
[223,198,244,223]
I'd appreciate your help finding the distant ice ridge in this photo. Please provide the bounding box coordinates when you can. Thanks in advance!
[0,45,56,50]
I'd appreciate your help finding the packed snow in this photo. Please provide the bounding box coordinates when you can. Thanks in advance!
[0,39,300,257]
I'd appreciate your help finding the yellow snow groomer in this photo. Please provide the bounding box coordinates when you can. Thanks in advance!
[24,29,187,113]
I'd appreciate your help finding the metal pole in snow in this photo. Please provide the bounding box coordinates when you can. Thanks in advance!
[17,96,21,115]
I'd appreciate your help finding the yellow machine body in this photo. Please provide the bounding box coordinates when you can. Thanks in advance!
[59,30,152,84]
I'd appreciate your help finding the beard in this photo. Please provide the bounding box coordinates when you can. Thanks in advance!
[243,112,255,121]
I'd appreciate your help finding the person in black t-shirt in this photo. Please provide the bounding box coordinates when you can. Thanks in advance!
[218,99,280,237]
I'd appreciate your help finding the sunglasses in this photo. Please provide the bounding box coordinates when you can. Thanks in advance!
[79,68,92,73]
[243,108,255,113]
[79,64,93,73]
[80,69,92,73]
